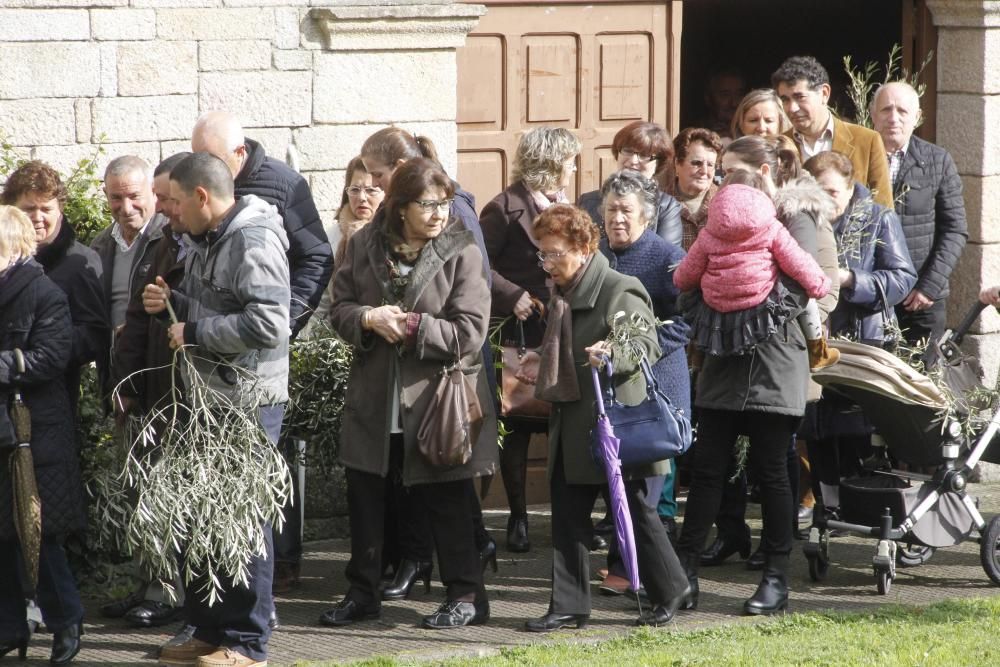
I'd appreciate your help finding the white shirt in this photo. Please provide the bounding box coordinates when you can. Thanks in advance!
[794,111,835,160]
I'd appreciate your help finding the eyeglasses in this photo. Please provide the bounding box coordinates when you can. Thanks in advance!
[686,159,717,171]
[347,186,382,198]
[536,249,569,264]
[413,198,454,213]
[620,148,656,164]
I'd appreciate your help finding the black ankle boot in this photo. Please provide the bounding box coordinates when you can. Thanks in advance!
[0,636,28,660]
[50,621,83,665]
[744,554,789,616]
[679,552,699,610]
[700,527,752,566]
[506,514,530,553]
[382,559,433,600]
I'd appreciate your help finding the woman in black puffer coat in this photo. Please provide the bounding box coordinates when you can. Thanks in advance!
[0,206,85,663]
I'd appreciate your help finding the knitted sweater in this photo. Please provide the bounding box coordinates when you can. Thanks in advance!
[674,184,830,313]
[600,229,690,412]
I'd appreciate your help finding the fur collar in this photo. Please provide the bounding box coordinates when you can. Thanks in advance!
[772,176,836,228]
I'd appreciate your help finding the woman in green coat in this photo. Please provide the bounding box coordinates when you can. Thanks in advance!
[518,204,691,631]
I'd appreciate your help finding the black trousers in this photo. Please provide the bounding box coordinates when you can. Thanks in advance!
[806,434,873,492]
[549,447,687,615]
[678,409,796,563]
[345,436,484,605]
[0,536,84,640]
[896,298,947,348]
[273,439,303,565]
[714,437,801,539]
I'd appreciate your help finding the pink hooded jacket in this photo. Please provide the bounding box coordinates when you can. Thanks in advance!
[674,184,830,313]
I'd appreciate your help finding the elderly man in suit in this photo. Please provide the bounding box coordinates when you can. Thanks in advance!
[871,81,967,346]
[773,55,893,208]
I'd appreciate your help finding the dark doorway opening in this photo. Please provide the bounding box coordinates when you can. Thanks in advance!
[680,0,904,135]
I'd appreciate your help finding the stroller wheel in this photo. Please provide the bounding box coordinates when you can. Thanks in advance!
[895,542,935,568]
[979,515,1000,585]
[804,528,830,582]
[876,568,892,595]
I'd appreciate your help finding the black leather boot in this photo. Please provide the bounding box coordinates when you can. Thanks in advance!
[679,551,699,610]
[506,514,530,553]
[700,526,752,566]
[743,554,789,616]
[382,559,433,600]
[50,621,83,665]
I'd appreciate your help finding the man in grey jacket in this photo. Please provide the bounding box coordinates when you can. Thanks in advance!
[871,82,967,346]
[142,152,289,667]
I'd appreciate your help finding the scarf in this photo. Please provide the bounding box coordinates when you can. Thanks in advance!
[535,255,593,403]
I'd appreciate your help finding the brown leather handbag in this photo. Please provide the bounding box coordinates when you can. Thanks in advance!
[417,325,484,468]
[500,318,551,420]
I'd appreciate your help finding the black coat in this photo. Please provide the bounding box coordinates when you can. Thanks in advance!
[34,219,108,415]
[892,135,968,301]
[236,137,334,338]
[0,259,86,538]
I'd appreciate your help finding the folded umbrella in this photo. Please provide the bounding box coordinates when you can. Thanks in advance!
[591,363,641,595]
[8,349,41,597]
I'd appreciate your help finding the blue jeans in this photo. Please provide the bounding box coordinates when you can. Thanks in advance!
[0,535,84,640]
[186,404,283,662]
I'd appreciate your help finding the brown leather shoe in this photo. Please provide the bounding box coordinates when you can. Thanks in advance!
[158,637,216,666]
[272,561,300,595]
[196,648,266,667]
[599,573,629,596]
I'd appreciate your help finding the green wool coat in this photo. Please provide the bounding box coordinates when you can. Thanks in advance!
[541,252,666,486]
[329,218,498,486]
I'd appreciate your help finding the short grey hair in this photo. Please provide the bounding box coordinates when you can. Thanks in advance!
[511,127,581,193]
[868,81,922,119]
[600,170,658,225]
[104,155,152,182]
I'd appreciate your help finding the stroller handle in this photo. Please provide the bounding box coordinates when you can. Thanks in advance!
[950,302,990,345]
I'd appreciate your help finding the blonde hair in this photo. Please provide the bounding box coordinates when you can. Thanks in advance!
[512,127,581,193]
[731,89,792,139]
[0,205,38,260]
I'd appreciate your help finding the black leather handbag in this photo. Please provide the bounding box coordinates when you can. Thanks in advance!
[590,356,693,469]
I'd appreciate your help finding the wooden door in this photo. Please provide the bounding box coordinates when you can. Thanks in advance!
[456,1,681,210]
[456,1,681,509]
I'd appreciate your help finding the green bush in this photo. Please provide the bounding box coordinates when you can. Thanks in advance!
[0,134,111,245]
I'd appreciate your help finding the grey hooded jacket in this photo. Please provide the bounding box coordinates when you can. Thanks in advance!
[170,194,291,405]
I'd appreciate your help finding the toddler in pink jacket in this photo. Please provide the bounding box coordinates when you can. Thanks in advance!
[674,174,838,370]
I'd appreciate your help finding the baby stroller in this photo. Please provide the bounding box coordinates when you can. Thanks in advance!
[806,301,1000,594]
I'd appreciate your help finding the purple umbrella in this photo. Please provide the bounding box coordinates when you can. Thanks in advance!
[591,363,641,594]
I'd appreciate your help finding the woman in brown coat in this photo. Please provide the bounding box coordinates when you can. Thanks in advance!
[480,126,581,553]
[323,158,497,629]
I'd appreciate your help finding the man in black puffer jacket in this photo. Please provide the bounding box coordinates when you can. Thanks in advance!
[872,82,967,346]
[192,111,334,339]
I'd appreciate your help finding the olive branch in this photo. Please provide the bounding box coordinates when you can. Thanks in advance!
[102,304,292,607]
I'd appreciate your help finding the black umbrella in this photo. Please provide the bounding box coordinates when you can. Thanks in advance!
[8,349,41,596]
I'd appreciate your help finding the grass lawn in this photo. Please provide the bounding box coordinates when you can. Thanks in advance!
[314,597,1000,666]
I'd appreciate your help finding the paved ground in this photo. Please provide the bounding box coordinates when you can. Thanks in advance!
[24,483,1000,666]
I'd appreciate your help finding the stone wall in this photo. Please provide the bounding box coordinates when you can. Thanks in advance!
[1,0,484,536]
[928,0,1000,383]
[0,0,484,230]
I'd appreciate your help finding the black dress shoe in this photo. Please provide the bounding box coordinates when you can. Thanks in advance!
[124,600,184,628]
[743,573,788,615]
[421,600,489,629]
[745,546,766,571]
[480,536,498,574]
[524,612,588,633]
[700,531,752,566]
[590,534,609,551]
[593,515,615,536]
[99,590,144,619]
[506,514,530,553]
[318,598,380,627]
[49,622,82,665]
[382,559,433,600]
[0,636,28,660]
[636,585,692,626]
[268,608,279,631]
